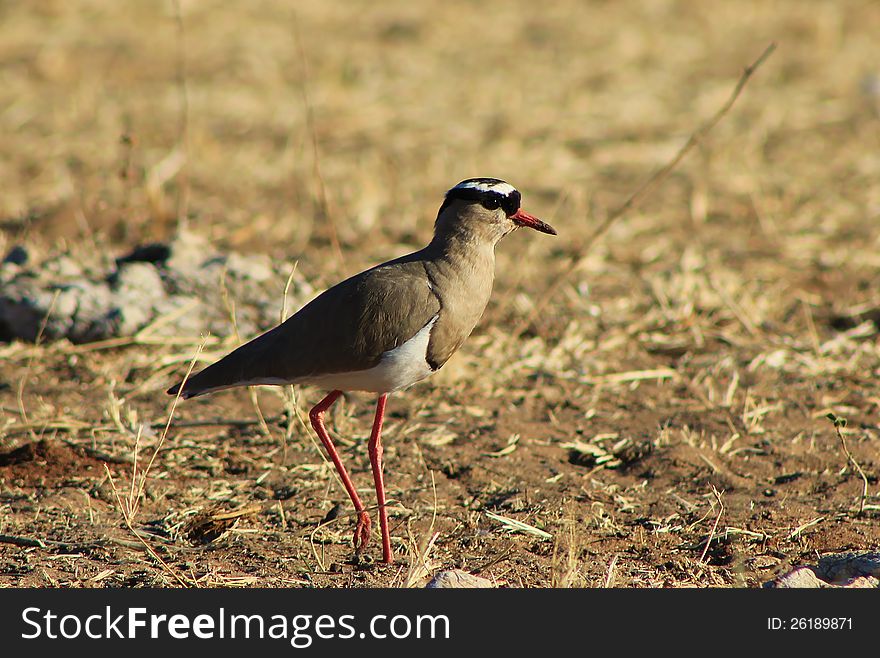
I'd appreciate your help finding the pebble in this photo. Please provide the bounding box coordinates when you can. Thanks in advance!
[426,569,495,588]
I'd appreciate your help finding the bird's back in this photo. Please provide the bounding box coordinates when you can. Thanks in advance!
[170,252,444,398]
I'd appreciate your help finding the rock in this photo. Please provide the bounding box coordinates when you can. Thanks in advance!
[62,280,116,343]
[3,245,28,266]
[0,281,46,342]
[764,551,880,588]
[108,262,167,336]
[426,570,495,588]
[765,567,828,589]
[115,243,171,267]
[0,231,311,344]
[817,551,880,583]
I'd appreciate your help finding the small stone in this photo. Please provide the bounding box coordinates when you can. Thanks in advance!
[765,552,880,588]
[110,262,167,335]
[3,245,28,266]
[115,243,171,267]
[765,567,827,588]
[817,551,880,583]
[426,569,495,588]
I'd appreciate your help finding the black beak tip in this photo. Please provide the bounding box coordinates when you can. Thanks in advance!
[533,220,557,236]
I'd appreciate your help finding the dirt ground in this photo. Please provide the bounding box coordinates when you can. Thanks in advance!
[2,0,880,588]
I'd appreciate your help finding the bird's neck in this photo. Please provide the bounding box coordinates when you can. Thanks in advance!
[428,227,497,271]
[420,229,496,355]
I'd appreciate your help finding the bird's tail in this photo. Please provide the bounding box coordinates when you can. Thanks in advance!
[166,328,282,399]
[166,358,243,399]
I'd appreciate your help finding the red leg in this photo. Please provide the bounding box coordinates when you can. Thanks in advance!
[309,390,372,554]
[368,394,393,564]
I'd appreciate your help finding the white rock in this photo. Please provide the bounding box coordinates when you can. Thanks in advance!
[426,570,495,589]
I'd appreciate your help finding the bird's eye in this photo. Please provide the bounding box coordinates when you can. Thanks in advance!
[481,197,501,211]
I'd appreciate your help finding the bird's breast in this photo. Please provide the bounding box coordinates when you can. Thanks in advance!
[424,250,495,369]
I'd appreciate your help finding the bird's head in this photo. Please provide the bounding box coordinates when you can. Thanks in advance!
[434,178,556,243]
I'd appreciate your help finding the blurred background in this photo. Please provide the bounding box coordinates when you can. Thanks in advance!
[2,1,877,267]
[2,0,880,587]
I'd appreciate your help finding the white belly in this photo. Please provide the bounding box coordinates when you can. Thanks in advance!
[299,315,439,393]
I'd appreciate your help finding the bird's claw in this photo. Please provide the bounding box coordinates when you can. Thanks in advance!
[354,511,372,553]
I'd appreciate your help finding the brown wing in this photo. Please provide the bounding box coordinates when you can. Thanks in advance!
[168,255,441,399]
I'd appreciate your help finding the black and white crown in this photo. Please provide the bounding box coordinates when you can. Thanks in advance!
[440,178,521,216]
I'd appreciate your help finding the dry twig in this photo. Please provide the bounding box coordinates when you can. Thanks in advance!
[699,485,725,564]
[219,266,272,438]
[104,464,192,588]
[827,413,869,514]
[513,42,777,337]
[171,0,191,227]
[291,9,344,268]
[101,340,206,587]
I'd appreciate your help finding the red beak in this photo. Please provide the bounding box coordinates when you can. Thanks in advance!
[511,208,557,235]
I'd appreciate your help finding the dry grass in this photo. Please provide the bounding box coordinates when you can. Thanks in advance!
[2,0,880,588]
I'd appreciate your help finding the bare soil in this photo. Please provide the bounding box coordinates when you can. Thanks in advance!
[2,0,879,588]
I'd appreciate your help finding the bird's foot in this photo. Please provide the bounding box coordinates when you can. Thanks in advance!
[353,511,372,553]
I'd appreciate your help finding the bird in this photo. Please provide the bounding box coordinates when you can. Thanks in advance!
[166,177,557,564]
